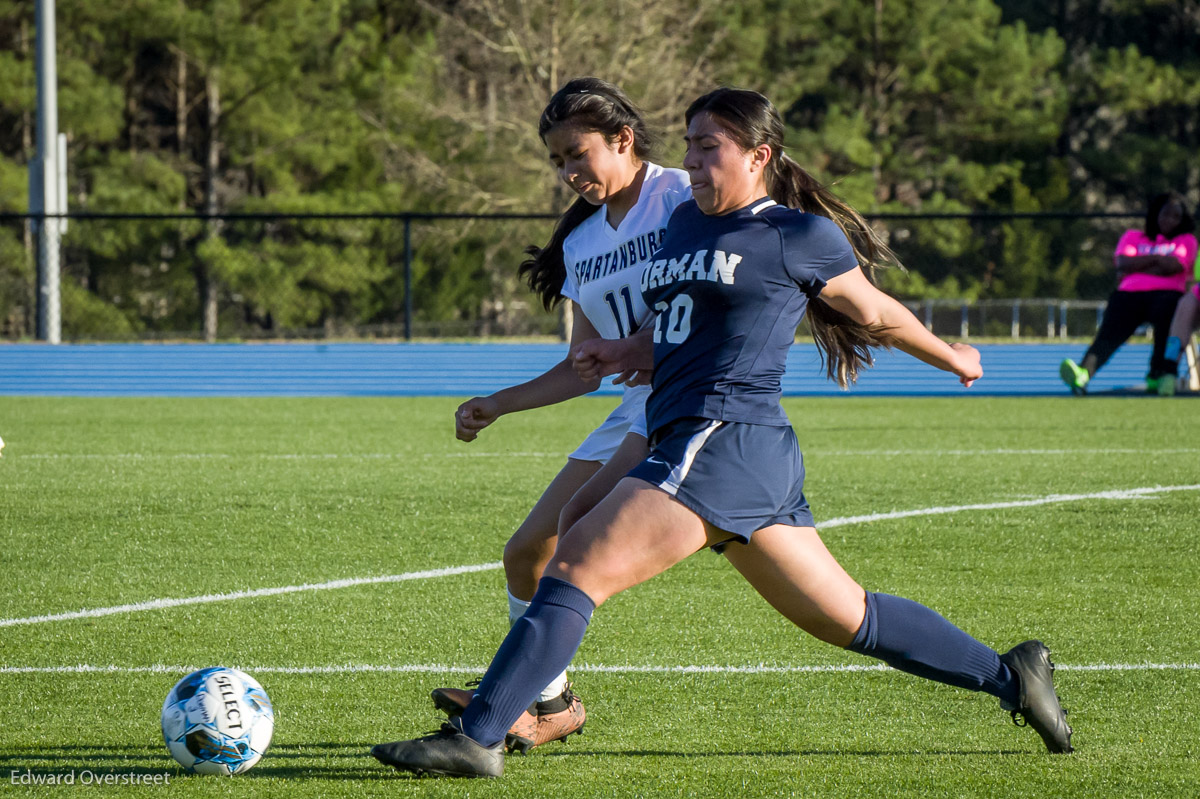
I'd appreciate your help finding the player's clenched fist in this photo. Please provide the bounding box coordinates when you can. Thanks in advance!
[573,329,654,382]
[949,342,983,387]
[571,338,619,381]
[455,396,500,442]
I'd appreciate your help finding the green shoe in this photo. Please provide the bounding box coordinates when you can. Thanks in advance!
[1145,376,1159,394]
[1158,374,1177,397]
[1059,359,1089,395]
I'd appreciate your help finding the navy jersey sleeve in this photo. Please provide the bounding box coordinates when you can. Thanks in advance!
[777,212,859,297]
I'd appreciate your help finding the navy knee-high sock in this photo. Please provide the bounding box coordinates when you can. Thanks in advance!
[458,576,595,746]
[848,592,1019,706]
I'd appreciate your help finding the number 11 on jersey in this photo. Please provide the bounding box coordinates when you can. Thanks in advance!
[603,285,638,339]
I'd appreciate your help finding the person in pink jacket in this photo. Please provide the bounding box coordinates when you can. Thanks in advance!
[1061,192,1196,395]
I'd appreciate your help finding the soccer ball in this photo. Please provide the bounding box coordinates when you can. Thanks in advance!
[161,667,275,775]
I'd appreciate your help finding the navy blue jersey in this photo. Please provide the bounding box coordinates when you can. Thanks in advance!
[641,197,858,435]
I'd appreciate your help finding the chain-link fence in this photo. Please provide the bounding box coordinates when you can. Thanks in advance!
[2,210,1149,342]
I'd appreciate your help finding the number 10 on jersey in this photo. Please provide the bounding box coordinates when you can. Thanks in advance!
[653,295,693,344]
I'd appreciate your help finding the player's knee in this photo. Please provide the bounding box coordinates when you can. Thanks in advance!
[542,534,587,583]
[543,557,616,609]
[502,535,539,576]
[542,558,589,597]
[809,619,859,648]
[557,497,589,537]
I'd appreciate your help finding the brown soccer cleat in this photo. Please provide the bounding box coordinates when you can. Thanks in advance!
[525,686,586,753]
[430,684,538,754]
[430,683,586,754]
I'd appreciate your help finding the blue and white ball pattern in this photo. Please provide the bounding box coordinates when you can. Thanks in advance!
[161,667,275,775]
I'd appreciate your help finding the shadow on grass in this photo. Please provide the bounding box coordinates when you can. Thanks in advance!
[0,743,399,781]
[0,744,163,767]
[0,742,1035,782]
[540,747,1029,758]
[364,746,1039,782]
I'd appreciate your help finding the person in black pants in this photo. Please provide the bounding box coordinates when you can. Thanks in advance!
[1060,192,1197,395]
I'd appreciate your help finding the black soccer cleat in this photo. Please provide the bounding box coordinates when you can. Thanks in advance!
[999,640,1074,754]
[371,723,505,778]
[431,685,475,717]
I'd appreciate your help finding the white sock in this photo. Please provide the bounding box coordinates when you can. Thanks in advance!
[507,587,570,703]
[507,588,532,625]
[538,669,569,703]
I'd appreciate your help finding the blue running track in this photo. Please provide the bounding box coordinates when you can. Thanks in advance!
[0,342,1161,397]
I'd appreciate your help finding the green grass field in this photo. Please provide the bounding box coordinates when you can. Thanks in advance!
[2,395,1199,797]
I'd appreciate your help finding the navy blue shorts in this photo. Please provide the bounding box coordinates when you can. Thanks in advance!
[626,417,813,541]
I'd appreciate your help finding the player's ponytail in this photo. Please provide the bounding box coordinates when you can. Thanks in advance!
[521,77,658,310]
[685,88,900,387]
[521,197,594,310]
[770,151,902,387]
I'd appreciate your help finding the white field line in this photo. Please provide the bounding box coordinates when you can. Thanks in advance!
[15,447,1200,460]
[0,562,502,629]
[17,452,563,460]
[813,447,1200,456]
[3,483,1199,630]
[819,484,1200,528]
[1,662,1198,676]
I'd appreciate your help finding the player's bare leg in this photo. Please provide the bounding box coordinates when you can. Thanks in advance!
[504,458,602,599]
[1160,290,1199,395]
[559,433,648,535]
[432,457,599,752]
[719,524,865,646]
[723,525,1072,753]
[548,477,724,605]
[436,446,661,752]
[378,480,720,776]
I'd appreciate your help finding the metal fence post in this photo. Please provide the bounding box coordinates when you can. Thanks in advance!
[1011,300,1020,338]
[1059,301,1068,338]
[960,301,969,339]
[403,216,412,342]
[924,300,933,331]
[33,0,62,344]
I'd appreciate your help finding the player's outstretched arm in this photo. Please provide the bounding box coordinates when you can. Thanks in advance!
[455,303,604,442]
[820,266,983,387]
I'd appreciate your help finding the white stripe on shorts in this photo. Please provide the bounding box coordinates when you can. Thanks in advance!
[660,421,722,497]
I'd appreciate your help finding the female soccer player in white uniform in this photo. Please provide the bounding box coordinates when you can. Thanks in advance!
[375,87,1072,778]
[437,77,690,752]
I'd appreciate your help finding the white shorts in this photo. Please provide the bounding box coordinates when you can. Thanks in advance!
[569,383,650,463]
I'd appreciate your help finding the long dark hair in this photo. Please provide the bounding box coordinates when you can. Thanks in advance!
[685,87,899,388]
[1145,191,1195,238]
[520,78,658,309]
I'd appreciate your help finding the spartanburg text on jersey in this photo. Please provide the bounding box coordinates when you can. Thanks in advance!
[561,163,691,340]
[641,197,858,436]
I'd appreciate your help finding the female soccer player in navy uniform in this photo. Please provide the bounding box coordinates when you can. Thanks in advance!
[435,77,691,752]
[374,88,1072,778]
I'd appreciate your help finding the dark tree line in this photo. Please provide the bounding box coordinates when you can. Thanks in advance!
[0,0,1196,340]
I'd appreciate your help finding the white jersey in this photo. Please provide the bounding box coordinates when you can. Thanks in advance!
[560,163,690,462]
[561,163,691,339]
